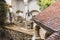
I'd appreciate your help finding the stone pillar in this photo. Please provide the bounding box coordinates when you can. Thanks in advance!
[32,25,41,40]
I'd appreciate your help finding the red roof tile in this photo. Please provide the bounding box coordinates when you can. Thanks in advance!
[33,0,60,32]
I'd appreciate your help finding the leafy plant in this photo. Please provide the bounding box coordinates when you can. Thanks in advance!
[38,0,55,11]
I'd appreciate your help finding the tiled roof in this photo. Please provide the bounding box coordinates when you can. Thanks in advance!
[33,0,60,32]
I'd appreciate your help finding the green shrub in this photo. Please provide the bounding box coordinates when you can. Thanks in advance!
[38,0,55,11]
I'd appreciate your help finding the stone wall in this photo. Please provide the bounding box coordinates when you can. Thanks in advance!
[0,28,32,40]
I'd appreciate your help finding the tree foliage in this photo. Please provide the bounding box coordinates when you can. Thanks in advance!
[38,0,55,11]
[0,0,7,26]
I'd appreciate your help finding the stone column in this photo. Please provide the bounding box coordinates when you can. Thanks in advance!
[32,25,41,40]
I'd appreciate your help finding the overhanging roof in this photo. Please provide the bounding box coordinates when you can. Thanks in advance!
[33,0,60,32]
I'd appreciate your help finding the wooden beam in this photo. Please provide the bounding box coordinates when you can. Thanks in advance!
[5,25,34,35]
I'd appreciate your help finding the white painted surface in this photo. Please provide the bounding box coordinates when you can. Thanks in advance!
[29,0,40,11]
[11,0,17,13]
[11,0,40,13]
[11,0,25,13]
[5,0,11,5]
